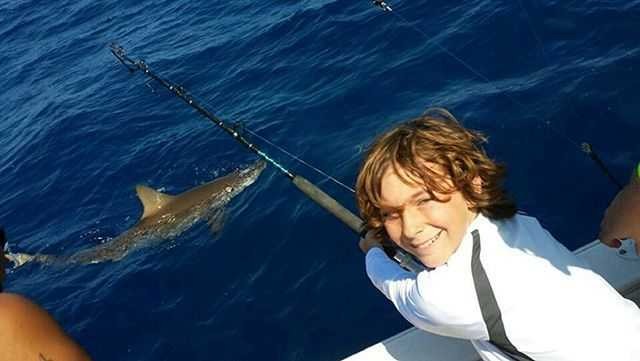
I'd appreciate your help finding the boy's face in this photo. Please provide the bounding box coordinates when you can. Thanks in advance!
[378,165,478,268]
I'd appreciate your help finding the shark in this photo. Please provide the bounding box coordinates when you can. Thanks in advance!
[7,160,266,267]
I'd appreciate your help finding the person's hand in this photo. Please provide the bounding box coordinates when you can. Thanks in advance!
[359,229,384,254]
[599,174,640,254]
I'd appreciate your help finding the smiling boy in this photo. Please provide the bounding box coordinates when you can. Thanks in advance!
[356,108,640,361]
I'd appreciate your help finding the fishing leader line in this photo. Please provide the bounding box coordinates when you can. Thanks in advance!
[370,0,624,190]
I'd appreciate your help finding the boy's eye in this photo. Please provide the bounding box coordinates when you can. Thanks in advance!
[381,211,400,221]
[417,197,432,206]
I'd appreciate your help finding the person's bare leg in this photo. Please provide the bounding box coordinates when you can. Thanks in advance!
[0,293,91,361]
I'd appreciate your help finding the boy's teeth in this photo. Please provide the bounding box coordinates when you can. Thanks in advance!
[415,230,442,248]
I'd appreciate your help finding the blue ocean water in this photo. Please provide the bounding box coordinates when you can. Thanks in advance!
[1,0,639,359]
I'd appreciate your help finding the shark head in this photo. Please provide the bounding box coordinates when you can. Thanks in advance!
[214,160,267,201]
[236,160,267,186]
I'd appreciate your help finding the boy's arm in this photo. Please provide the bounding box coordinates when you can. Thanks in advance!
[365,247,416,300]
[360,231,433,327]
[599,162,640,254]
[360,230,414,300]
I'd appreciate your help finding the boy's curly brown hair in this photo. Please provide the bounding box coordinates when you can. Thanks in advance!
[356,108,516,232]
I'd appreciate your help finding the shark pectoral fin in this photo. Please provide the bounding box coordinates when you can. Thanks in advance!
[207,208,227,236]
[136,185,176,220]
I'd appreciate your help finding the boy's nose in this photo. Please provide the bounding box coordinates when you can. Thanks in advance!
[401,208,424,241]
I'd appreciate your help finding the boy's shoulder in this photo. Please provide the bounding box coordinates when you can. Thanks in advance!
[488,211,545,231]
[481,212,579,265]
[477,212,554,248]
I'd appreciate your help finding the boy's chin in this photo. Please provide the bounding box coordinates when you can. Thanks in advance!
[413,253,448,268]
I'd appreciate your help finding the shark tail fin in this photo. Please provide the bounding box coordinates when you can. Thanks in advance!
[1,227,36,268]
[5,252,35,268]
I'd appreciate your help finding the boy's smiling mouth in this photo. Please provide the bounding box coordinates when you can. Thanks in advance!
[411,229,444,249]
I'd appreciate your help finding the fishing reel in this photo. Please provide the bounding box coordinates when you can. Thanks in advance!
[616,238,640,261]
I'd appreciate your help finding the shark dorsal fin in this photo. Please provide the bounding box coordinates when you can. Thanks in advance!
[135,185,175,220]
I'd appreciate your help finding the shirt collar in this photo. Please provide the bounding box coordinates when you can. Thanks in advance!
[445,212,487,267]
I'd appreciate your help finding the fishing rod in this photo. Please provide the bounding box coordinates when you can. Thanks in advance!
[109,43,425,273]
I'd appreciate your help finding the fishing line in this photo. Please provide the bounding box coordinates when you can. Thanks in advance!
[243,128,356,194]
[370,0,623,190]
[515,0,624,190]
[379,5,581,150]
[516,0,546,58]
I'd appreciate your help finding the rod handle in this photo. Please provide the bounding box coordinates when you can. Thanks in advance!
[292,176,426,273]
[292,176,363,233]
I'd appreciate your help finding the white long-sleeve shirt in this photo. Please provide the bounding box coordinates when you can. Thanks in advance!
[366,213,640,361]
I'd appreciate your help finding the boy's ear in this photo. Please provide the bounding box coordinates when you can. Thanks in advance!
[471,176,483,195]
[466,176,483,210]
